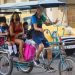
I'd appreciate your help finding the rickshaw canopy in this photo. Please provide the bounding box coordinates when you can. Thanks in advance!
[0,0,66,10]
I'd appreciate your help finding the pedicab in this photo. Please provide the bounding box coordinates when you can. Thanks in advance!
[0,0,75,75]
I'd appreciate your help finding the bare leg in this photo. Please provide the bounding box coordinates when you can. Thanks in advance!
[46,47,56,72]
[15,39,24,62]
[36,43,44,60]
[47,47,52,61]
[5,41,13,55]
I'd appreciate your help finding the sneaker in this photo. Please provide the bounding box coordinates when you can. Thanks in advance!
[64,67,72,71]
[10,52,14,56]
[46,67,56,73]
[15,53,19,57]
[34,60,40,67]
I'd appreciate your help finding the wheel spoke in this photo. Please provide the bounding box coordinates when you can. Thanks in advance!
[0,55,13,75]
[59,57,75,75]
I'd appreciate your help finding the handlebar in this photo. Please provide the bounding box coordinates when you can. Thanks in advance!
[44,29,52,37]
[53,24,64,27]
[44,29,58,39]
[44,28,65,43]
[44,25,65,37]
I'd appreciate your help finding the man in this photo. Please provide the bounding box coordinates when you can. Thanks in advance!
[31,6,58,72]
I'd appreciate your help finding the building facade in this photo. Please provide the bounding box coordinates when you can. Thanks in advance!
[58,0,75,27]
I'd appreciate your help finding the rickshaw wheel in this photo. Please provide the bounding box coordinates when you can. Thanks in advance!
[18,61,34,73]
[0,54,13,75]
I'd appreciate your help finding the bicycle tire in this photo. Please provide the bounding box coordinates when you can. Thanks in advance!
[18,61,33,73]
[0,54,13,75]
[59,56,75,75]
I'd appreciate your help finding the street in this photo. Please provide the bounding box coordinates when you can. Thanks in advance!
[11,58,75,75]
[12,68,59,75]
[11,59,59,75]
[0,56,75,75]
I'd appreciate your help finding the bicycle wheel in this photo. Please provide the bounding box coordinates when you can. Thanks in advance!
[0,54,13,75]
[59,57,75,75]
[18,61,33,73]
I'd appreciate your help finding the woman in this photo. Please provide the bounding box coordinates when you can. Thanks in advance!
[9,12,24,62]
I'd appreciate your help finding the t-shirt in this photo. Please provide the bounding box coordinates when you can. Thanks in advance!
[0,25,9,33]
[31,14,46,28]
[31,13,46,38]
[0,25,9,42]
[25,39,36,46]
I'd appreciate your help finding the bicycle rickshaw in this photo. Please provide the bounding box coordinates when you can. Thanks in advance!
[0,0,75,75]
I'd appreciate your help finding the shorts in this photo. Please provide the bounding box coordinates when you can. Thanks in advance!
[33,36,50,48]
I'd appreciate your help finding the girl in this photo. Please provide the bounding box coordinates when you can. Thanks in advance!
[9,12,24,62]
[22,22,28,41]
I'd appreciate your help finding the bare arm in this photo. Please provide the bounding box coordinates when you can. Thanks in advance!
[9,25,15,36]
[17,23,24,36]
[33,23,43,32]
[19,24,24,35]
[23,27,24,34]
[0,32,8,36]
[44,19,58,26]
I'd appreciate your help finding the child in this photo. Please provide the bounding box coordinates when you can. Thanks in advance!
[22,22,28,41]
[25,29,35,46]
[23,29,36,61]
[23,22,28,34]
[0,16,17,55]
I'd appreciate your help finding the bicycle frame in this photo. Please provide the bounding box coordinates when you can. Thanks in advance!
[39,42,65,68]
[37,26,65,68]
[13,60,33,70]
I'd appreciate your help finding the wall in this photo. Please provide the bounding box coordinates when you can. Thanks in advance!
[67,5,75,28]
[58,0,75,28]
[46,7,68,26]
[0,0,4,4]
[5,0,15,3]
[58,0,75,4]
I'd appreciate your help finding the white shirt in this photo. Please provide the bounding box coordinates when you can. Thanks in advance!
[25,39,36,46]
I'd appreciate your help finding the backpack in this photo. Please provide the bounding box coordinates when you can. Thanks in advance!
[23,43,36,62]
